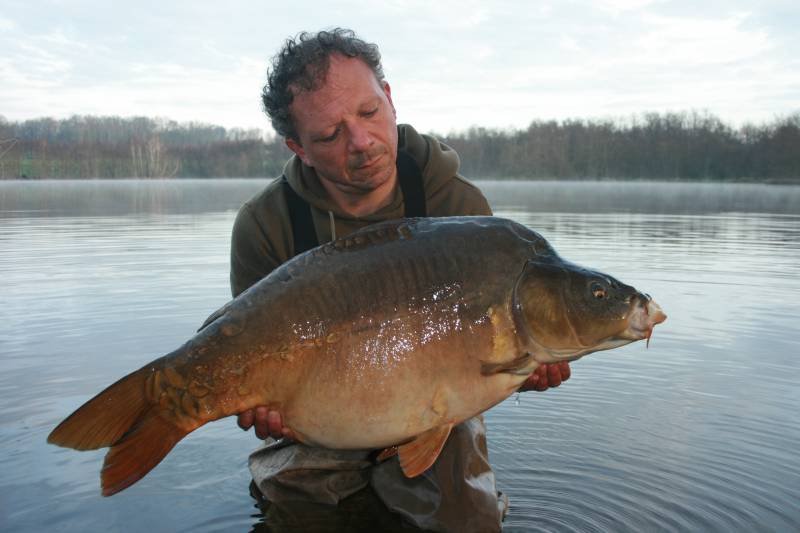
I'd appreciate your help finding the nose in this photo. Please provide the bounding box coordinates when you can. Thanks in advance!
[347,121,373,153]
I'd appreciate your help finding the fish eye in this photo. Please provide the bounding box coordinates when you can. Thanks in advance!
[590,282,607,299]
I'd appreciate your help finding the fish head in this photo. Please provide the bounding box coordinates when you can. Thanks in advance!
[513,259,667,362]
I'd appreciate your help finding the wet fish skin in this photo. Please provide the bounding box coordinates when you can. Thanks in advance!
[47,216,666,496]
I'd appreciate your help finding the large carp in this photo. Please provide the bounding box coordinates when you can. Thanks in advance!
[48,216,666,496]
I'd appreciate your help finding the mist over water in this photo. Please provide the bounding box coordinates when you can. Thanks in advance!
[1,179,799,532]
[3,178,799,215]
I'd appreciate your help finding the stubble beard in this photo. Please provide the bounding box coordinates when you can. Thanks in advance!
[339,145,395,194]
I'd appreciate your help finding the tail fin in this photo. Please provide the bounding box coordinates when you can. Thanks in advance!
[47,366,153,450]
[100,411,186,496]
[47,363,190,496]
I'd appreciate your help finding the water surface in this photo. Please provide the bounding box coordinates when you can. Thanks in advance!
[1,179,799,532]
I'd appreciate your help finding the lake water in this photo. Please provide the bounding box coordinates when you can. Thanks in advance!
[1,179,799,532]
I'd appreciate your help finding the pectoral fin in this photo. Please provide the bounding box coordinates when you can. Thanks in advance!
[398,423,454,477]
[375,445,398,462]
[480,352,536,376]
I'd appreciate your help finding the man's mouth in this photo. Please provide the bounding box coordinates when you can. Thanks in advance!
[355,153,382,170]
[351,147,388,171]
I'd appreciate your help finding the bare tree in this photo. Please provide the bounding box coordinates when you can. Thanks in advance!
[0,138,18,179]
[131,136,180,178]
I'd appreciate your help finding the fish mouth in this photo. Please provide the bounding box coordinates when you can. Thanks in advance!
[620,294,667,346]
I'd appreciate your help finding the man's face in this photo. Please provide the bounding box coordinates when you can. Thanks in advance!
[286,54,398,196]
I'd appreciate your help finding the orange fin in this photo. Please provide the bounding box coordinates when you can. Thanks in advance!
[101,411,187,496]
[480,352,535,376]
[47,364,155,450]
[47,359,194,496]
[375,445,399,462]
[398,423,453,478]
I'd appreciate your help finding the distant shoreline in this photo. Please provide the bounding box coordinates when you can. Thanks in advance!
[3,111,798,182]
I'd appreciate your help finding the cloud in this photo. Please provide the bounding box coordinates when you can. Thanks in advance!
[633,12,772,67]
[593,0,665,13]
[1,1,797,133]
[0,15,15,31]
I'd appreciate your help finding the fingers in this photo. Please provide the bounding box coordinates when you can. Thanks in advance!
[547,363,563,388]
[530,365,549,391]
[254,406,272,440]
[239,406,290,441]
[267,410,283,439]
[518,362,573,392]
[543,361,571,388]
[558,361,571,382]
[237,409,254,430]
[518,365,546,392]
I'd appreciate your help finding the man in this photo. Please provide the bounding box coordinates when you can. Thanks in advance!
[231,28,570,532]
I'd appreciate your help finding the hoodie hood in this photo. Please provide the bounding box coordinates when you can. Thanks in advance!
[283,123,460,222]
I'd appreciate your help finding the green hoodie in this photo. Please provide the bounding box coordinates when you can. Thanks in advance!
[230,123,491,297]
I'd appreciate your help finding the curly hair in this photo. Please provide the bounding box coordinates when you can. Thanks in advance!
[262,28,385,140]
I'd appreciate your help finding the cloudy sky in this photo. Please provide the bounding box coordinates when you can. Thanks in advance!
[2,0,798,135]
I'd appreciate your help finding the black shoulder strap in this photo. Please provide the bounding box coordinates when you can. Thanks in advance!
[396,150,427,218]
[281,176,319,255]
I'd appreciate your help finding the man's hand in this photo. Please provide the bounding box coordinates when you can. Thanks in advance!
[518,362,571,392]
[237,406,295,440]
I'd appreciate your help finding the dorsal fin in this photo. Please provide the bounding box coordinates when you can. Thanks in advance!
[316,219,420,256]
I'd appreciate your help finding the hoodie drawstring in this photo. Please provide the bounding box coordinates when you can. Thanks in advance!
[328,210,336,241]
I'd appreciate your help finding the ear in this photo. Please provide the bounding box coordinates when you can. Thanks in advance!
[382,81,396,118]
[285,137,312,167]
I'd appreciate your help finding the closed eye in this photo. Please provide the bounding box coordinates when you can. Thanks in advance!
[318,128,340,143]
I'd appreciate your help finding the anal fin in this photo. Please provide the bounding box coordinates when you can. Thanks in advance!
[398,423,453,478]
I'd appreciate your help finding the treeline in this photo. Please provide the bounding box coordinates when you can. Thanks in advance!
[0,116,292,179]
[1,111,798,181]
[439,111,799,181]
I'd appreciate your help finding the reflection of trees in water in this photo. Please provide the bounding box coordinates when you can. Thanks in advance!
[485,181,800,215]
[2,180,796,219]
[478,180,800,214]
